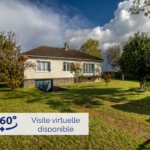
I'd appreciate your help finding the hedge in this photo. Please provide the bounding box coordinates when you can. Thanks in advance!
[102,71,150,81]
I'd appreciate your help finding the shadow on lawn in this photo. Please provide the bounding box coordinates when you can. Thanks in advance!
[137,139,150,150]
[43,87,129,111]
[46,100,75,112]
[0,83,12,91]
[0,88,44,100]
[68,87,122,95]
[112,96,150,116]
[44,95,103,112]
[23,88,105,111]
[1,87,146,113]
[0,83,8,88]
[67,88,131,102]
[1,87,128,105]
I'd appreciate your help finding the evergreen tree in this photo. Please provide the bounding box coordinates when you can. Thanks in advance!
[118,31,150,90]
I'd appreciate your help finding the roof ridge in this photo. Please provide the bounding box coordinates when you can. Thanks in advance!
[41,45,76,51]
[41,45,64,49]
[22,45,77,54]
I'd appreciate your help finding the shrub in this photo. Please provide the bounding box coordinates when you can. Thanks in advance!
[102,71,116,79]
[110,71,115,79]
[145,74,150,81]
[102,72,111,86]
[114,71,122,79]
[23,56,29,60]
[105,71,115,79]
[125,73,137,80]
[70,61,82,87]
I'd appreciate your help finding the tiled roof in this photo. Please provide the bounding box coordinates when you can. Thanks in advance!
[21,46,104,61]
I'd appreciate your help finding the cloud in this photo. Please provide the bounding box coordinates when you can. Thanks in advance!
[0,0,90,51]
[1,0,150,71]
[63,0,150,71]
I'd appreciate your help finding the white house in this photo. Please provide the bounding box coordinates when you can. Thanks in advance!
[22,43,104,89]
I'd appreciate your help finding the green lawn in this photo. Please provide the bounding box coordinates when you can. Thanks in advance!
[0,79,150,150]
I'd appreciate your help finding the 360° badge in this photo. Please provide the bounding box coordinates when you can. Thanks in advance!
[0,116,17,132]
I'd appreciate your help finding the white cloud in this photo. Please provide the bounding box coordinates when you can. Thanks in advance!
[63,0,150,71]
[0,0,89,51]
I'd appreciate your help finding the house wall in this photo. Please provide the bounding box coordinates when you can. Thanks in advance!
[23,57,102,87]
[24,57,102,79]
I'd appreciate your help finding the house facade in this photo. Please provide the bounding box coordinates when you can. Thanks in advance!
[22,43,104,88]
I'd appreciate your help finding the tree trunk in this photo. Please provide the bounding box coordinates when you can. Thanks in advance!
[122,73,124,81]
[76,77,77,87]
[140,77,146,90]
[140,82,144,90]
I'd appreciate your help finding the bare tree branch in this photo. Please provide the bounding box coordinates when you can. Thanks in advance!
[105,44,123,71]
[129,0,150,18]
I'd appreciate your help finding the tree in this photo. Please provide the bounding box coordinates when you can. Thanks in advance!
[0,31,35,91]
[105,42,126,81]
[105,45,122,71]
[80,38,102,59]
[118,31,150,90]
[129,0,150,18]
[0,31,6,73]
[70,61,82,87]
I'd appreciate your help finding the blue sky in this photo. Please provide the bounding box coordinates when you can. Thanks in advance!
[30,0,124,28]
[0,0,150,71]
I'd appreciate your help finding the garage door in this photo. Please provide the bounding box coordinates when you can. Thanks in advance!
[35,79,53,92]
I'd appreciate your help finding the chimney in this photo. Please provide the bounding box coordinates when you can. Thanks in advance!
[64,42,68,50]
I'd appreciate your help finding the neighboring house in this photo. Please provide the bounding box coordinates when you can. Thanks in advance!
[22,43,104,88]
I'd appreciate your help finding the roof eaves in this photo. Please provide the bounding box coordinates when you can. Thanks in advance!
[21,54,104,62]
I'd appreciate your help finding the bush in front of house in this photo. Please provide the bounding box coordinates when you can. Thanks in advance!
[103,71,115,79]
[102,72,111,86]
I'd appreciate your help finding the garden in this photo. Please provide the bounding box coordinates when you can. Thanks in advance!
[0,79,150,149]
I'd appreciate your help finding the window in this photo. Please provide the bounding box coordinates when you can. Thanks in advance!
[83,63,94,73]
[36,60,50,72]
[63,62,72,71]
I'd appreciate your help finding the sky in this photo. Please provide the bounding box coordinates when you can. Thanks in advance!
[0,0,150,71]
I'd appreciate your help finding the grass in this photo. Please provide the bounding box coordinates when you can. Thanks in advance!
[0,79,150,149]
